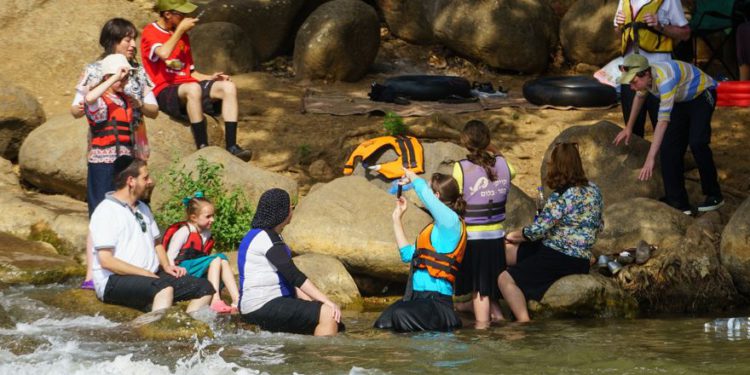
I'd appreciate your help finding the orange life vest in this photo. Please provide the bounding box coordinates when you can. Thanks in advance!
[162,221,215,265]
[86,93,134,154]
[343,135,424,179]
[412,221,467,284]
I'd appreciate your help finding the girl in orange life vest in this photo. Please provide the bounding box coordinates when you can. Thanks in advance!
[452,120,515,328]
[374,169,467,332]
[163,194,240,313]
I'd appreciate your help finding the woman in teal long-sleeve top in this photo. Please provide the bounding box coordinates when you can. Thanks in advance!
[374,169,467,332]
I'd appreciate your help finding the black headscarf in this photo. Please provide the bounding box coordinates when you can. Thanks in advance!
[251,188,291,229]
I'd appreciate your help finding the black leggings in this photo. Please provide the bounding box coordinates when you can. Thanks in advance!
[374,291,461,332]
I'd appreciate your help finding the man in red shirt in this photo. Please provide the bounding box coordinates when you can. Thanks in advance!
[141,0,252,161]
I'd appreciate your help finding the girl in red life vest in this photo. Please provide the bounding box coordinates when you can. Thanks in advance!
[452,120,515,328]
[163,194,240,314]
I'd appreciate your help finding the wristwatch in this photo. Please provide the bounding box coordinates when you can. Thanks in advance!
[658,23,666,32]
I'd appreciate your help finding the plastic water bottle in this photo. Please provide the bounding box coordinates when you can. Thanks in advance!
[704,317,750,338]
[534,186,545,220]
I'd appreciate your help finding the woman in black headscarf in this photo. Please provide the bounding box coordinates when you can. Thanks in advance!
[236,188,343,336]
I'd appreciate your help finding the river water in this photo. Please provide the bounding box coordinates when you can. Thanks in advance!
[1,283,748,374]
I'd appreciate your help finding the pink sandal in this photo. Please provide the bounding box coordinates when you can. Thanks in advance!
[210,300,233,314]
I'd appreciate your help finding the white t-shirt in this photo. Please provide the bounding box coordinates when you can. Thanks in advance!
[615,0,689,62]
[90,193,161,300]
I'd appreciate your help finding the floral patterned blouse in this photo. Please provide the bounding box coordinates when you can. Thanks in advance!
[522,182,604,259]
[75,61,154,122]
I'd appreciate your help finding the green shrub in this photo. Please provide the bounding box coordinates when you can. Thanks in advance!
[155,157,254,252]
[383,111,408,136]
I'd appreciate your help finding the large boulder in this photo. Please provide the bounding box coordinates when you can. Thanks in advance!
[376,0,558,73]
[0,192,88,258]
[0,232,84,284]
[193,0,305,61]
[293,253,362,307]
[284,176,432,280]
[191,22,255,75]
[720,197,750,296]
[150,146,298,211]
[18,114,221,200]
[596,198,738,313]
[0,79,45,160]
[542,121,663,208]
[560,0,620,66]
[431,1,558,73]
[376,0,435,43]
[530,273,638,319]
[293,0,380,81]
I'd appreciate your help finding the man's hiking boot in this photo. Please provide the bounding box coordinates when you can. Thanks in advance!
[698,195,724,212]
[228,144,253,161]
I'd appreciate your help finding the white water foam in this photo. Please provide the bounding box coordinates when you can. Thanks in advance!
[14,315,119,334]
[0,338,265,375]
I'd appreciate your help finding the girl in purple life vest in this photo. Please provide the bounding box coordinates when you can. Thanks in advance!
[163,193,240,313]
[452,120,516,328]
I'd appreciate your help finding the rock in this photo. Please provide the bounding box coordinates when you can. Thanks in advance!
[377,0,558,73]
[720,196,750,296]
[308,159,335,181]
[0,156,19,189]
[30,288,142,323]
[505,184,536,231]
[0,336,47,356]
[0,303,12,328]
[530,273,638,318]
[594,198,692,254]
[293,253,362,307]
[431,0,558,73]
[128,306,213,341]
[560,0,620,66]
[285,176,432,280]
[0,190,88,255]
[191,22,255,74]
[193,0,305,61]
[0,232,84,284]
[18,114,220,200]
[150,146,299,211]
[376,0,435,43]
[542,121,664,208]
[293,0,380,81]
[0,79,45,160]
[596,198,738,313]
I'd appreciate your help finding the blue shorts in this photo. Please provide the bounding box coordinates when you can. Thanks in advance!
[179,253,229,278]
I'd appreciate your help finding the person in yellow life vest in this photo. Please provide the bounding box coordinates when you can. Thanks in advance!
[374,169,467,332]
[614,0,690,138]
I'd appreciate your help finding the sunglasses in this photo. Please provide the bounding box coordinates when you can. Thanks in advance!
[554,141,579,149]
[134,211,147,233]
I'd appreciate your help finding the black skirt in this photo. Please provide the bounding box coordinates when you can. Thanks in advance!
[374,291,461,332]
[455,237,505,299]
[506,241,590,302]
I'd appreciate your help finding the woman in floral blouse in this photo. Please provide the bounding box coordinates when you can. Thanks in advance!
[498,142,603,322]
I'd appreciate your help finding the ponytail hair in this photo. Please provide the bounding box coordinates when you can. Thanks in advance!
[430,173,466,216]
[460,120,498,181]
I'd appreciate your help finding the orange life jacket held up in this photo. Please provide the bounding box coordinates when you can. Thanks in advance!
[343,135,424,179]
[86,93,134,154]
[412,221,467,284]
